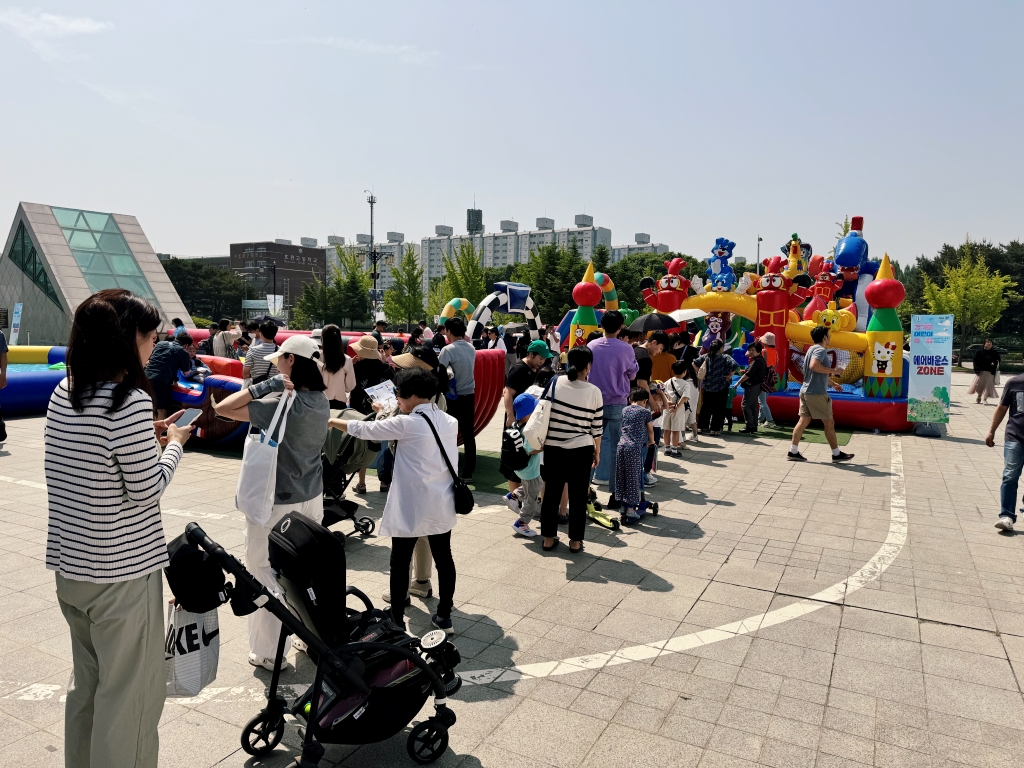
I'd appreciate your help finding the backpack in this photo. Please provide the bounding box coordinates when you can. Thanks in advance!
[763,359,779,391]
[197,336,215,356]
[501,424,531,471]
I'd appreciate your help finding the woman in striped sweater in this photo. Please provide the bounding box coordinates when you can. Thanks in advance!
[46,290,193,768]
[539,346,604,553]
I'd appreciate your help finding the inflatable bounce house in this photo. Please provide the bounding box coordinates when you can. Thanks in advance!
[0,345,67,415]
[671,217,911,431]
[555,264,640,349]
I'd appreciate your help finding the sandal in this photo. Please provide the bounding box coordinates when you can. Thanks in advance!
[569,542,584,554]
[354,483,367,494]
[542,537,560,552]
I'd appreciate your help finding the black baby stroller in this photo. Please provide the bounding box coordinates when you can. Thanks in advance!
[172,517,463,766]
[321,407,380,536]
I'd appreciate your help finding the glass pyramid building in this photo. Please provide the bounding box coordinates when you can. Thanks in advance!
[0,202,191,344]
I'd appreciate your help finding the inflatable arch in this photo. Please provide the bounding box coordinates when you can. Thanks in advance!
[439,298,475,324]
[466,282,542,341]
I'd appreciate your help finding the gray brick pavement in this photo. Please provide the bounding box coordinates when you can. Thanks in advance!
[0,372,1022,766]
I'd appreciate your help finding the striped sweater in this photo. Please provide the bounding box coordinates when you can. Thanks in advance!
[45,380,182,583]
[544,377,604,450]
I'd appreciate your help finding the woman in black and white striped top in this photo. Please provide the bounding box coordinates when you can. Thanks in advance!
[46,289,193,768]
[539,346,603,553]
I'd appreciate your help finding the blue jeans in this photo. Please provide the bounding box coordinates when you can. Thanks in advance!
[1001,440,1024,522]
[758,389,773,424]
[594,403,624,485]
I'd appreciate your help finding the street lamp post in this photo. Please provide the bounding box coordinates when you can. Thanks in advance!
[756,235,762,275]
[364,192,394,322]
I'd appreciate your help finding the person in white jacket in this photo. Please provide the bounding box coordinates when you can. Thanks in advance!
[329,367,459,634]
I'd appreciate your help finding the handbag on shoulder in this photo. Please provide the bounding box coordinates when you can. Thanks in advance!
[418,412,474,515]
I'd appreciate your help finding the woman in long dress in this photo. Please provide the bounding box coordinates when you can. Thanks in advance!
[969,339,1000,404]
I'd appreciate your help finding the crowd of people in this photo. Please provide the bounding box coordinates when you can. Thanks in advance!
[40,290,875,767]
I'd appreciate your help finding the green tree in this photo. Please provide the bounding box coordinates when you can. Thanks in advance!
[591,243,611,274]
[163,257,247,320]
[831,215,851,256]
[336,247,372,329]
[425,277,450,322]
[383,245,425,329]
[512,243,586,324]
[923,242,1017,362]
[483,265,516,293]
[441,241,487,306]
[290,274,335,330]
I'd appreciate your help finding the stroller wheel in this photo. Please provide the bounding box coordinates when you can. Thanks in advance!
[356,517,376,535]
[407,720,449,764]
[241,712,284,756]
[651,502,659,516]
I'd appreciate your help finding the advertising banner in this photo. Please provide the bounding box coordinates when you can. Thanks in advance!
[907,314,953,423]
[266,295,284,316]
[10,303,23,345]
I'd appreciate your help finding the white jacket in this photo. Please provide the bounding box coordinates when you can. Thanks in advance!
[346,403,458,538]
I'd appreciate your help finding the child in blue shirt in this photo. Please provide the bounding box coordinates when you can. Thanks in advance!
[509,393,544,537]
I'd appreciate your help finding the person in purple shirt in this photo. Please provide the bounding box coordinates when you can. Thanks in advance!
[587,311,639,499]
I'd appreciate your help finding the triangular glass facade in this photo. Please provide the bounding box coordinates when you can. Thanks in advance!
[9,221,61,306]
[53,207,160,304]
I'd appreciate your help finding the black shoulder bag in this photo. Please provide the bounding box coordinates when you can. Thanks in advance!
[418,412,475,515]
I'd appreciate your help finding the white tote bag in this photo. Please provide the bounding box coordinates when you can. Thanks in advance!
[235,391,293,526]
[165,603,219,698]
[523,378,555,450]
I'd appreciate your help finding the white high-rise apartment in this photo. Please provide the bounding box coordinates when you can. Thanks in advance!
[419,214,614,296]
[352,232,418,291]
[610,233,670,264]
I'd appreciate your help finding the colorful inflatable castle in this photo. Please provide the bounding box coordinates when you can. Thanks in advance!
[660,219,913,431]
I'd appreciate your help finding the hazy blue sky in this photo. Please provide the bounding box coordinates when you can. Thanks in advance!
[1,2,1021,266]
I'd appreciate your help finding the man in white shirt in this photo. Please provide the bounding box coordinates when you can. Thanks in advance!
[419,320,434,341]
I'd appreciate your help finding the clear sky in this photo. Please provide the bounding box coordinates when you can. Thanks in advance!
[1,2,1021,266]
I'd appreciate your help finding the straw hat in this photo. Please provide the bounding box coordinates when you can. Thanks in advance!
[390,352,432,371]
[353,335,382,359]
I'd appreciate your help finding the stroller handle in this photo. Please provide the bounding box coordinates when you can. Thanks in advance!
[183,523,450,705]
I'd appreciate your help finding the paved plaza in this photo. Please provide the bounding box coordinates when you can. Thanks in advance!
[1,372,1022,767]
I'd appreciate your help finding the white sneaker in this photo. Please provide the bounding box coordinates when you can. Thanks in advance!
[996,516,1015,532]
[248,653,291,671]
[512,519,539,537]
[292,638,308,654]
[503,492,521,513]
[644,473,658,486]
[381,587,412,606]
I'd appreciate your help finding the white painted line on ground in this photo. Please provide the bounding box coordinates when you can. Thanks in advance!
[0,475,47,490]
[461,434,908,686]
[0,437,909,703]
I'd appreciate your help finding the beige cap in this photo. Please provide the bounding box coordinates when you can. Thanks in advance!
[266,335,323,367]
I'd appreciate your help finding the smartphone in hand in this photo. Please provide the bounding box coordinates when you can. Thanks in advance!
[170,408,203,429]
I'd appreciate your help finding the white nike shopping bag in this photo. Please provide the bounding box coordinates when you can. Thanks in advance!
[165,603,220,697]
[235,391,293,526]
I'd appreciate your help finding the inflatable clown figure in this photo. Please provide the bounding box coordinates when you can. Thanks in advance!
[639,258,691,313]
[567,263,603,349]
[754,255,806,380]
[781,234,814,288]
[863,254,906,398]
[834,216,880,332]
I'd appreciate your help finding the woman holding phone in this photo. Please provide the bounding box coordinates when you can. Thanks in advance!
[46,289,194,768]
